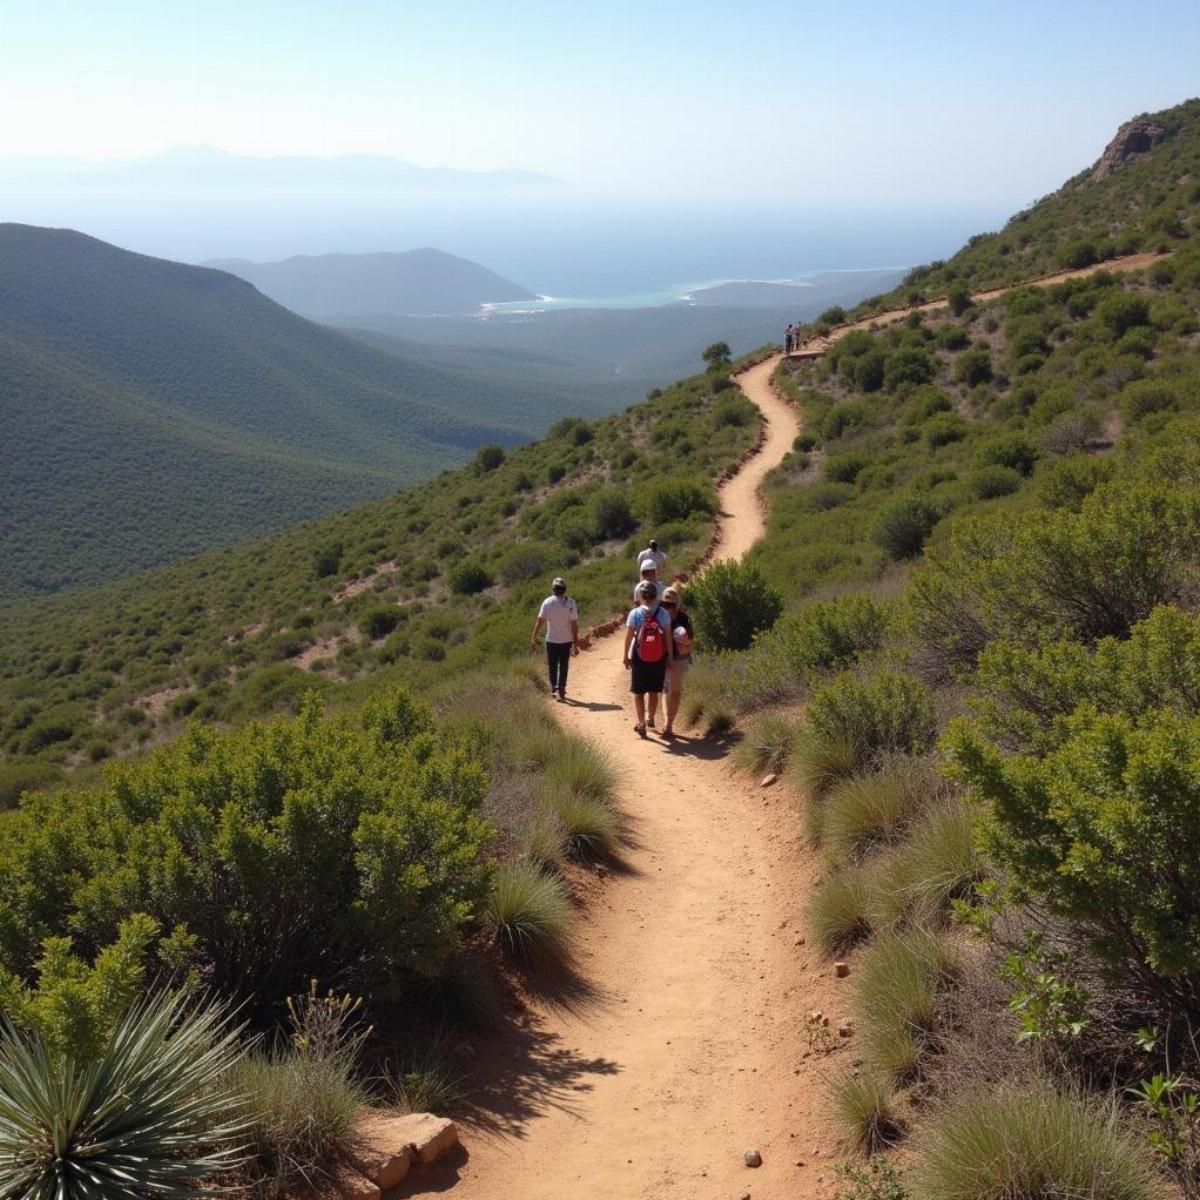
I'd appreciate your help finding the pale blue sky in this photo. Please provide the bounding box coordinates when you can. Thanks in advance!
[3,0,1199,207]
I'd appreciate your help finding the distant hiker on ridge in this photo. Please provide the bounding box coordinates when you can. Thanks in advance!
[530,576,578,702]
[784,323,795,355]
[634,538,667,575]
[634,558,666,605]
[624,580,674,737]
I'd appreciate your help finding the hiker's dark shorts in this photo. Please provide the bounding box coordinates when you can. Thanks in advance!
[630,652,668,694]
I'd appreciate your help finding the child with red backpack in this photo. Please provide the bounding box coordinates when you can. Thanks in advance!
[623,580,675,737]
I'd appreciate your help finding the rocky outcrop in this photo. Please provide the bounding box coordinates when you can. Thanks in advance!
[1091,118,1168,182]
[339,1112,460,1198]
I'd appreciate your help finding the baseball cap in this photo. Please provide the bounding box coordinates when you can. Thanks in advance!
[639,558,658,573]
[552,577,567,589]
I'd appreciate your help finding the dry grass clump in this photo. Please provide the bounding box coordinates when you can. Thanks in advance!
[829,1070,905,1153]
[732,713,800,775]
[912,1086,1159,1200]
[485,862,574,967]
[871,799,982,928]
[807,864,878,953]
[821,756,938,860]
[856,926,959,1084]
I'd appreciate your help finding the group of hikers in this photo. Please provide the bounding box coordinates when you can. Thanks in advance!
[529,538,694,738]
[783,322,807,355]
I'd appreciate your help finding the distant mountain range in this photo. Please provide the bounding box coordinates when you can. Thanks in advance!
[0,225,620,600]
[206,248,537,317]
[0,146,555,190]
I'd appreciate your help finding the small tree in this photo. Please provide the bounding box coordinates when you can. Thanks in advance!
[947,283,972,317]
[702,342,732,370]
[474,444,506,473]
[871,495,940,560]
[448,560,492,595]
[684,561,783,651]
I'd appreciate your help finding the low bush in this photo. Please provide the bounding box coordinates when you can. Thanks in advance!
[871,495,941,560]
[965,465,1022,500]
[973,433,1038,476]
[826,451,872,484]
[449,559,493,594]
[913,1087,1159,1200]
[830,1071,903,1154]
[856,927,958,1082]
[685,560,783,651]
[787,726,863,801]
[807,865,877,953]
[485,862,574,967]
[641,475,715,524]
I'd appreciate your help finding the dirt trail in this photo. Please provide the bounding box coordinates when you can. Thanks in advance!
[794,251,1168,358]
[434,358,848,1200]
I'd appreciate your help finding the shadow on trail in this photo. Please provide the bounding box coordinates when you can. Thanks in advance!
[448,1011,622,1144]
[562,697,622,713]
[393,1143,469,1196]
[655,729,741,763]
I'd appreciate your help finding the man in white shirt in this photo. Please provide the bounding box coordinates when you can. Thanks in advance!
[633,559,666,605]
[634,539,667,575]
[530,576,579,701]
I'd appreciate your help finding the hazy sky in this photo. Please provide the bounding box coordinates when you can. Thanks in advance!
[4,0,1199,211]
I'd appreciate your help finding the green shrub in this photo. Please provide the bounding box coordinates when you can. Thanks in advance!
[822,759,935,861]
[496,542,551,586]
[0,759,62,810]
[830,1071,903,1153]
[589,490,637,539]
[973,433,1038,476]
[1097,291,1151,337]
[0,691,491,1012]
[486,863,573,967]
[871,495,941,560]
[685,560,783,651]
[913,1088,1159,1200]
[947,283,972,316]
[854,351,887,392]
[949,704,1200,995]
[966,464,1022,500]
[806,672,936,771]
[856,927,957,1082]
[954,346,992,387]
[1119,379,1180,424]
[359,605,401,640]
[807,865,877,953]
[885,348,937,391]
[826,451,872,484]
[449,559,493,594]
[923,413,968,449]
[772,594,888,679]
[0,990,242,1198]
[474,444,506,472]
[1059,238,1098,269]
[641,475,715,524]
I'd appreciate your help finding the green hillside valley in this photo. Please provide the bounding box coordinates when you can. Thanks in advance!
[0,225,639,601]
[9,51,1200,1200]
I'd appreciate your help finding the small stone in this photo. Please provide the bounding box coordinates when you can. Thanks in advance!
[834,961,850,978]
[807,1009,823,1023]
[744,1149,763,1168]
[838,1021,854,1038]
[760,773,778,788]
[795,935,806,946]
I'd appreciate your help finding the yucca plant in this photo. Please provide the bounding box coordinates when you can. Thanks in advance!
[0,989,245,1200]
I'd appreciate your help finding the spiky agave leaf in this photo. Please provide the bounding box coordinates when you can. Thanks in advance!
[0,989,245,1199]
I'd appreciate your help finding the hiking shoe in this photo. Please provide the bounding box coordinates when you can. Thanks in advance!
[558,690,567,702]
[634,722,646,737]
[647,715,656,729]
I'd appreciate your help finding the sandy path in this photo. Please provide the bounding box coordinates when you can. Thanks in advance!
[795,250,1169,357]
[429,358,847,1200]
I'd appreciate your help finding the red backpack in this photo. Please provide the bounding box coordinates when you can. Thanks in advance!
[637,608,666,663]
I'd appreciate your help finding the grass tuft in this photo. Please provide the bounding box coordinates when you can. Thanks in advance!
[913,1086,1159,1200]
[787,728,863,802]
[733,713,801,775]
[856,926,958,1084]
[544,791,620,860]
[806,864,877,953]
[485,862,574,967]
[822,757,936,861]
[388,1039,468,1115]
[829,1071,904,1154]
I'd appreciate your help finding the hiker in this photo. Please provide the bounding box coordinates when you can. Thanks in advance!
[784,323,795,355]
[530,576,579,701]
[624,580,673,736]
[634,538,667,575]
[661,585,693,739]
[633,558,666,605]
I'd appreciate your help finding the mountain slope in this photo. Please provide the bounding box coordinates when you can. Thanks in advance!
[867,97,1200,306]
[206,248,537,317]
[0,225,606,600]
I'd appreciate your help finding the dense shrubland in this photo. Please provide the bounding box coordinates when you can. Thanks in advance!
[0,358,760,796]
[696,241,1200,1194]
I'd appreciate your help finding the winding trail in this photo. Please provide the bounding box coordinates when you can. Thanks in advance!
[423,253,1171,1200]
[428,357,849,1200]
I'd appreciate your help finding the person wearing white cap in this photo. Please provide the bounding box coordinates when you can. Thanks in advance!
[633,558,666,605]
[634,538,667,576]
[530,576,579,701]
